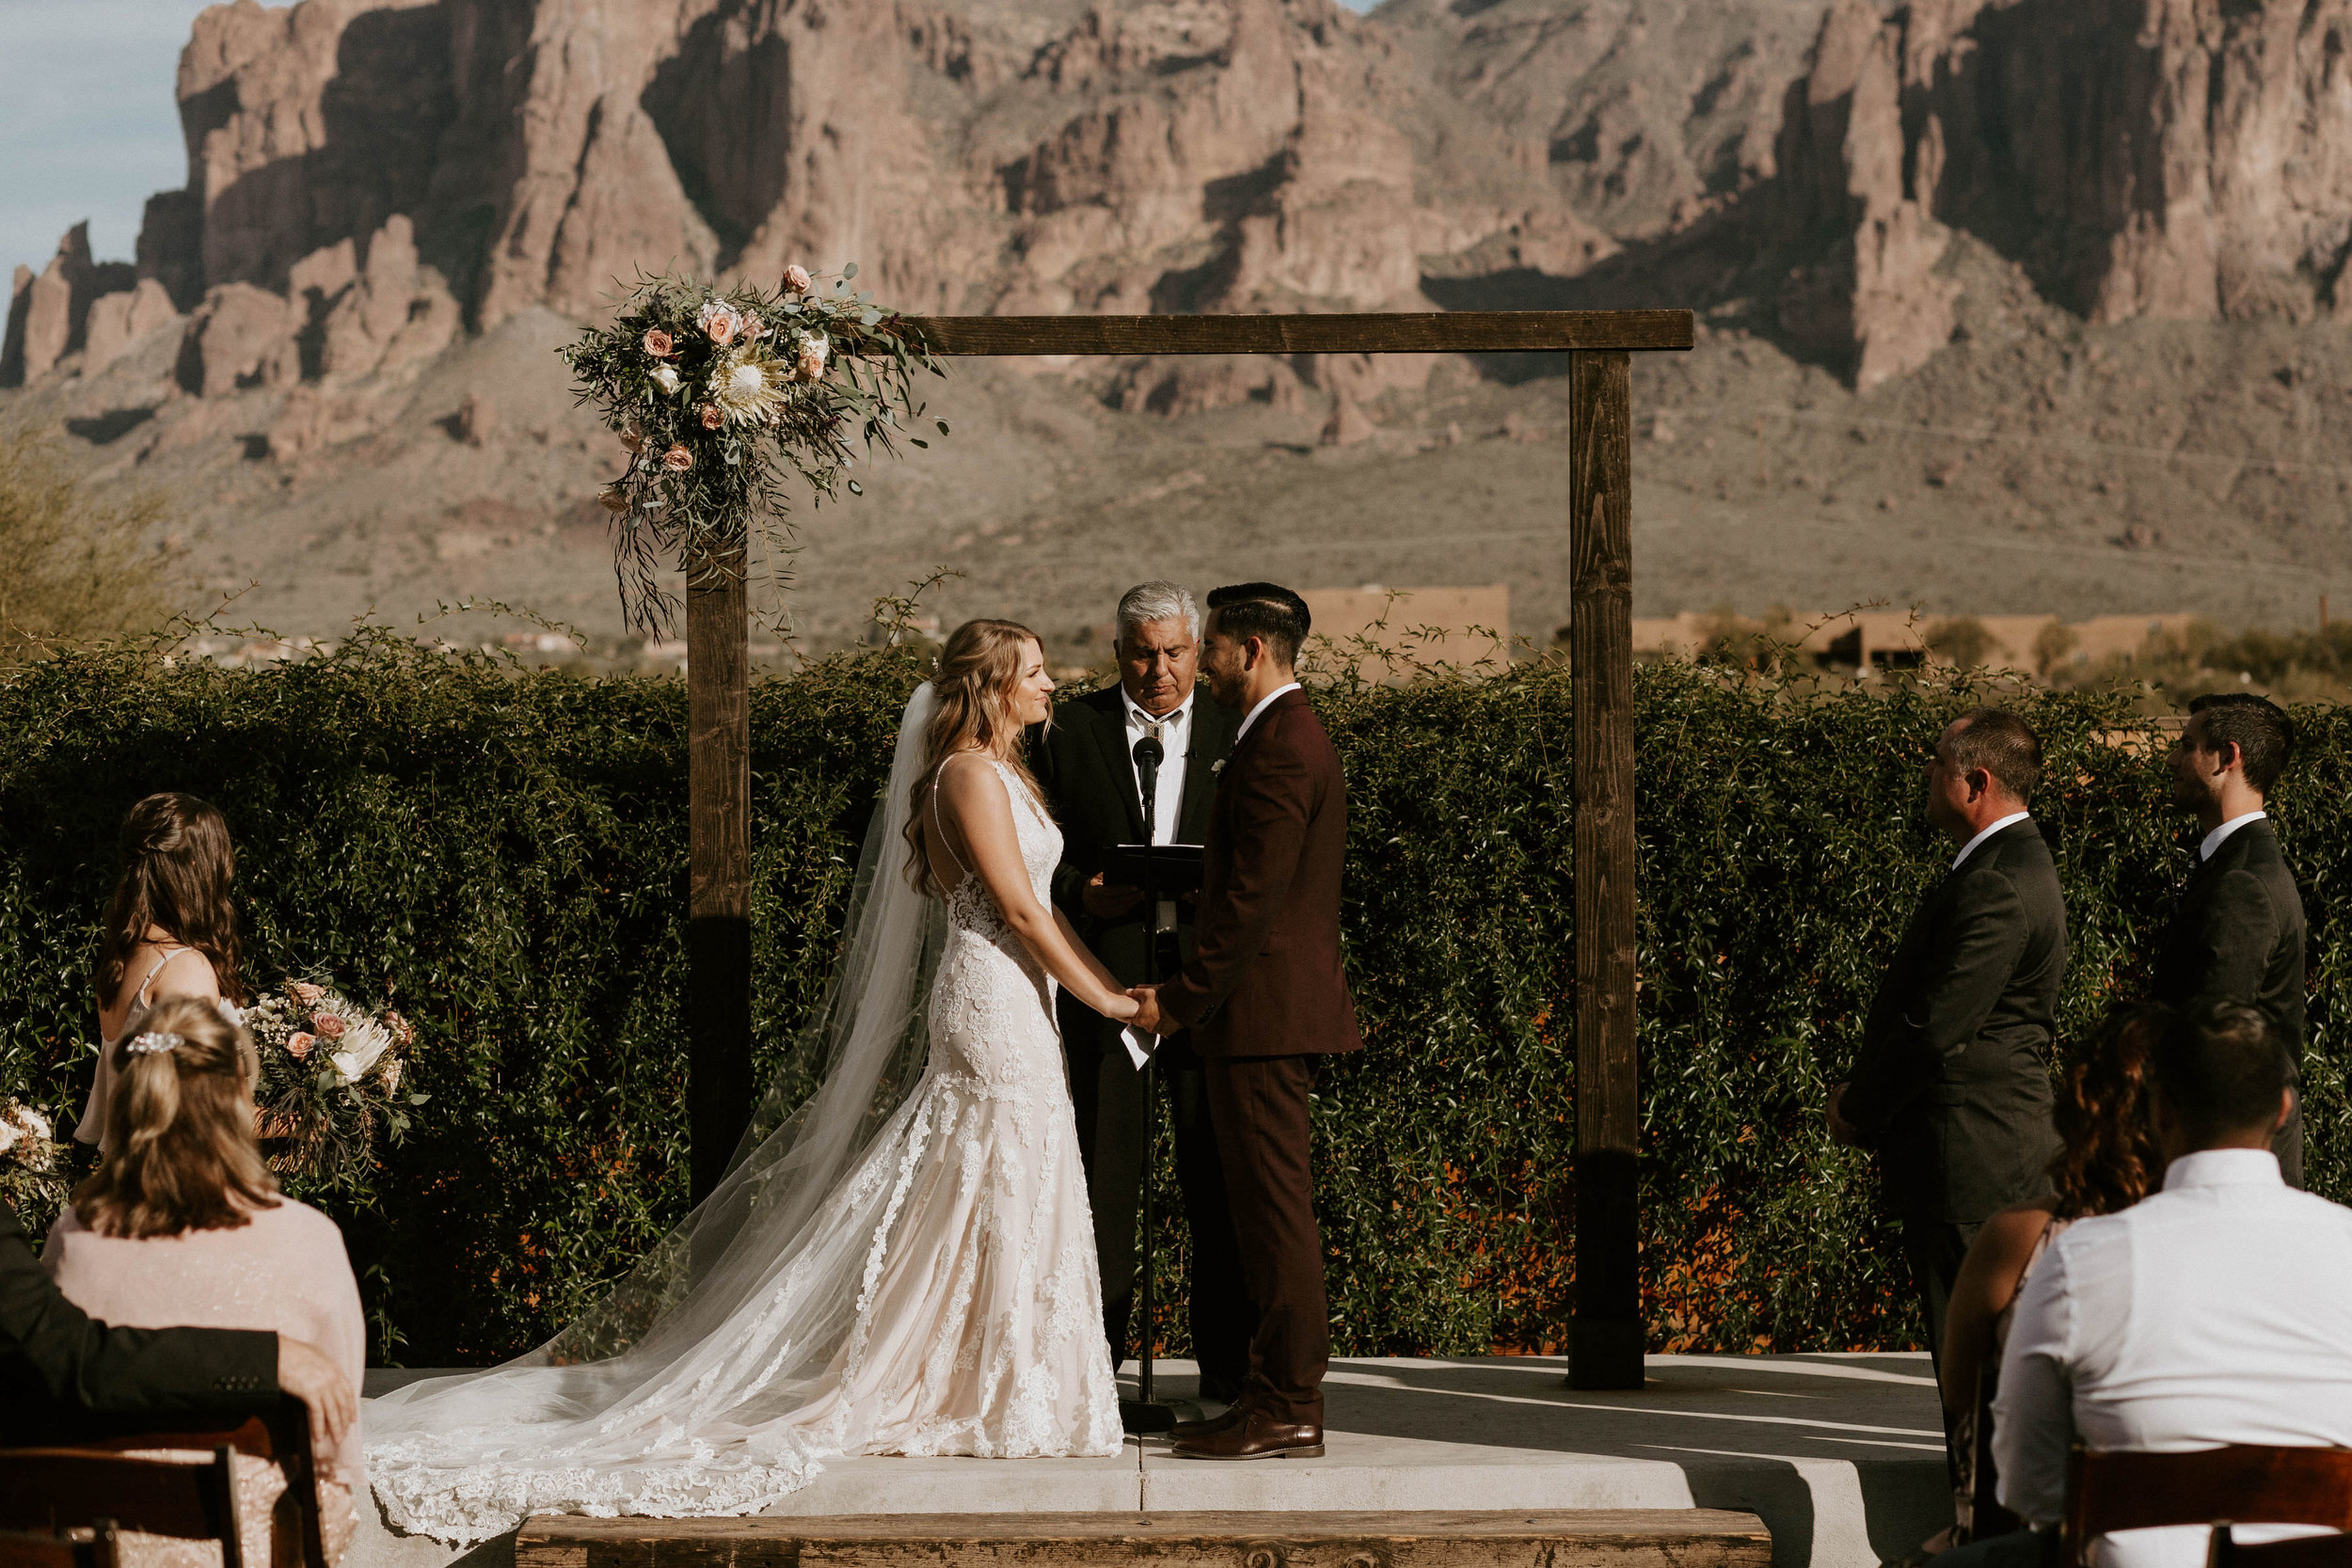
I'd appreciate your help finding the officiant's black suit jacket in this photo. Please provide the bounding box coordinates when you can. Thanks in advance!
[0,1196,280,1440]
[1029,685,1239,985]
[1842,820,2066,1225]
[2151,817,2307,1182]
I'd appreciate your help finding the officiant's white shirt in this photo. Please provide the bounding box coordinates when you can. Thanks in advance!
[1994,1149,2352,1568]
[1123,688,1192,932]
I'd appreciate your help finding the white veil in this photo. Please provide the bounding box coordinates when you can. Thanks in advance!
[366,683,949,1533]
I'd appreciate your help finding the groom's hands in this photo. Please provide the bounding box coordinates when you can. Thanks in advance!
[1127,986,1170,1037]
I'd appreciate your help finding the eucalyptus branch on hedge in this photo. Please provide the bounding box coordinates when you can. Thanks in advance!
[559,266,946,632]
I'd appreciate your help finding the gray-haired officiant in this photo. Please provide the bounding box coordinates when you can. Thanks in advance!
[1028,581,1252,1401]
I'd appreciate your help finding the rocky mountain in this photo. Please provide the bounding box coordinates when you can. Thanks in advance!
[4,0,2349,646]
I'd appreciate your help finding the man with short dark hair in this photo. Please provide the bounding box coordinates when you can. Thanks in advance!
[2154,692,2308,1183]
[1982,1001,2352,1568]
[1130,580,1361,1462]
[1830,707,2067,1373]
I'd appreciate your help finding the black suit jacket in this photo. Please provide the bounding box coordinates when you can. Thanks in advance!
[1030,685,1239,986]
[2152,816,2309,1183]
[2153,818,2306,1051]
[1842,820,2067,1224]
[0,1197,279,1440]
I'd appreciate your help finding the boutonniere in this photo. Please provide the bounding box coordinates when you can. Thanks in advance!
[1211,758,1226,775]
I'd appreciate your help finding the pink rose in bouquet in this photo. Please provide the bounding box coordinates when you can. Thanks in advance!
[643,328,675,357]
[782,265,812,294]
[285,1032,315,1060]
[312,1011,347,1039]
[661,444,694,472]
[289,980,326,1006]
[700,404,724,430]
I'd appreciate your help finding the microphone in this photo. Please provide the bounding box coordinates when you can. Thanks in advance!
[1133,733,1164,836]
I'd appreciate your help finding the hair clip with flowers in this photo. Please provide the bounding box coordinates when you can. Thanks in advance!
[125,1031,184,1056]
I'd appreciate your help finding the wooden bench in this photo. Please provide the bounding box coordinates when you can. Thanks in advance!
[516,1509,1772,1568]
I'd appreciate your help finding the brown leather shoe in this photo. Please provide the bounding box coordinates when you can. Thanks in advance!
[1170,1409,1325,1460]
[1169,1399,1251,1441]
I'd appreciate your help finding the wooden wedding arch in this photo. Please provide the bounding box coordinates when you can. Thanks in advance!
[683,309,1694,1391]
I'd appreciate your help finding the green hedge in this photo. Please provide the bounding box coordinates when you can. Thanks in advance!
[0,639,2340,1363]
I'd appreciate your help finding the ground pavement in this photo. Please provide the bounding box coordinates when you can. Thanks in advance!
[356,1354,1948,1568]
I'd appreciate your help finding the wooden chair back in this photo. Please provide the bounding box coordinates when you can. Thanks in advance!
[2065,1446,2352,1568]
[0,1526,119,1568]
[2209,1530,2352,1568]
[0,1402,326,1568]
[0,1448,241,1568]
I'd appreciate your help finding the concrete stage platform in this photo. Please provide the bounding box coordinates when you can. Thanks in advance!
[358,1354,1948,1568]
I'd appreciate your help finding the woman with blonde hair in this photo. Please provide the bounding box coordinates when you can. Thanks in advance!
[45,996,366,1566]
[79,793,251,1158]
[368,619,1140,1541]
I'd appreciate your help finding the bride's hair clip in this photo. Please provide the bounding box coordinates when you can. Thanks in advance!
[125,1030,184,1056]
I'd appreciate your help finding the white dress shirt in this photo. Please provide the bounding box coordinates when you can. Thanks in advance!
[1952,810,2032,870]
[1994,1149,2352,1568]
[1236,681,1302,744]
[1122,688,1192,933]
[2200,809,2268,863]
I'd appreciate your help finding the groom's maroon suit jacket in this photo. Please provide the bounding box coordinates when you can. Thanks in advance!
[1161,688,1363,1057]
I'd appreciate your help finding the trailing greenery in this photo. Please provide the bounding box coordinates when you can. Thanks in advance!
[0,639,2339,1363]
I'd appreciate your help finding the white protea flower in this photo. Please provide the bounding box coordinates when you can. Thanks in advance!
[329,1019,393,1087]
[707,347,789,424]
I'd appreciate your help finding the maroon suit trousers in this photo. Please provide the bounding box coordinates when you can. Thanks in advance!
[1205,1053,1327,1425]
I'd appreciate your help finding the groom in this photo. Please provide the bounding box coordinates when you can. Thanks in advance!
[1131,581,1361,1462]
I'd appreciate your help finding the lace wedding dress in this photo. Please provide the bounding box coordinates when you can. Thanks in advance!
[366,691,1121,1543]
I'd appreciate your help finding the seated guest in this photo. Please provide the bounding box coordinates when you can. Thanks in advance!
[80,793,251,1159]
[1979,1001,2352,1568]
[1,1196,353,1446]
[45,997,365,1565]
[1900,1011,2164,1561]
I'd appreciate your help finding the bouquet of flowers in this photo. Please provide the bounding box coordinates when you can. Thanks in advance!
[246,979,427,1192]
[558,263,944,633]
[0,1099,68,1229]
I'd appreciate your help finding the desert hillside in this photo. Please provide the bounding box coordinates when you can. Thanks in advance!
[5,0,2349,652]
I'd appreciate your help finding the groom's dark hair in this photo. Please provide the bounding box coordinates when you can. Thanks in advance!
[1207,582,1311,668]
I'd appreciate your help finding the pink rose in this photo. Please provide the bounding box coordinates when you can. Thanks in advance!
[699,404,723,430]
[288,981,326,1005]
[796,349,826,383]
[286,1032,314,1060]
[384,1009,415,1047]
[312,1011,346,1039]
[642,328,675,358]
[660,444,693,472]
[782,265,813,294]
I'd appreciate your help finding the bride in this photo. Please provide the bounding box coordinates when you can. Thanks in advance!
[368,620,1139,1541]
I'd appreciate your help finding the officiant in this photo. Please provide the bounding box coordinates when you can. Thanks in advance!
[1029,580,1252,1402]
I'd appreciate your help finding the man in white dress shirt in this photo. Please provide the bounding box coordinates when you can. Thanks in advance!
[1971,1000,2352,1568]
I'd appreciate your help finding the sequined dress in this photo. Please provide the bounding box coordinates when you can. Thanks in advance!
[366,759,1120,1541]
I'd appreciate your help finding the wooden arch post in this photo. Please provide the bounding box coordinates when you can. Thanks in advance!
[685,309,1690,1389]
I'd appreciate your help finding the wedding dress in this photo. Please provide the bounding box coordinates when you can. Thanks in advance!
[366,688,1121,1543]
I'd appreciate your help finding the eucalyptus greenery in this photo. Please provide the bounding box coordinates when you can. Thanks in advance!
[0,640,2338,1363]
[558,266,945,632]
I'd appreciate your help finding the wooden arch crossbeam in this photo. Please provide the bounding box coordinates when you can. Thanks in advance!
[683,309,1694,1391]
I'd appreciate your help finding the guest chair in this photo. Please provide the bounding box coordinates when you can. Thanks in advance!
[0,1448,241,1567]
[0,1402,326,1568]
[0,1525,119,1568]
[2063,1444,2352,1568]
[2209,1529,2352,1568]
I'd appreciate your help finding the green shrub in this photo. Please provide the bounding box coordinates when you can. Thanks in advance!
[0,638,2339,1362]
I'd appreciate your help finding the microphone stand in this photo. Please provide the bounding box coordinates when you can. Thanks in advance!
[1120,732,1176,1435]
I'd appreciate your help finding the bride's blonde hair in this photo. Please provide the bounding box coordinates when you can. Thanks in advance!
[904,618,1052,897]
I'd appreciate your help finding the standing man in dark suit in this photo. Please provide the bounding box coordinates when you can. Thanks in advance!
[1030,581,1252,1402]
[1132,581,1363,1463]
[1829,708,2067,1372]
[2154,692,2307,1185]
[1,1196,355,1447]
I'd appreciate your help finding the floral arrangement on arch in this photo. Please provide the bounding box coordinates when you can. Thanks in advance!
[560,263,945,631]
[0,1099,68,1229]
[246,978,427,1194]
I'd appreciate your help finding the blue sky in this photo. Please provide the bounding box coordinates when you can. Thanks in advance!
[0,0,217,280]
[0,0,1378,286]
